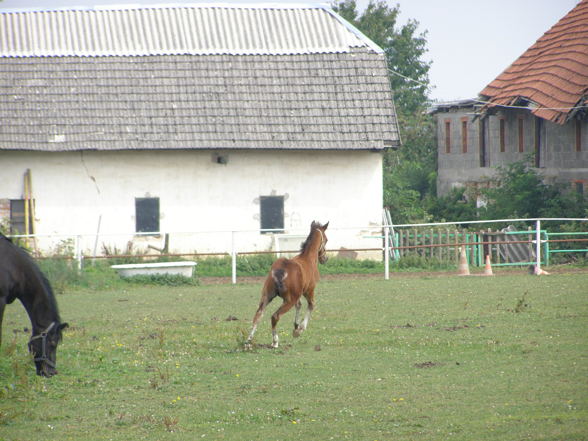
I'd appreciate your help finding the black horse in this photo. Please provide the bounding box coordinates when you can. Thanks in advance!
[0,234,68,377]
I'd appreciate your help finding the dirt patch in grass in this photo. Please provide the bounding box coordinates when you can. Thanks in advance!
[444,324,472,332]
[414,361,442,369]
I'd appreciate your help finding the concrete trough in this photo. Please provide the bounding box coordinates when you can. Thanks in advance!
[111,261,197,278]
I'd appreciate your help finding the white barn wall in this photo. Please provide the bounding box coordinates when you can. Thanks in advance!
[1,149,384,256]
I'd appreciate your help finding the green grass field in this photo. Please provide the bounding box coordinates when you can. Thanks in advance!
[1,272,587,441]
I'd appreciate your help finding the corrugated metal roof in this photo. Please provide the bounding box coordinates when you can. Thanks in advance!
[480,0,588,124]
[0,3,399,152]
[0,3,375,57]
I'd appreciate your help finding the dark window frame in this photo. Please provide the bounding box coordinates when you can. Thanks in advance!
[9,199,33,235]
[260,195,284,234]
[135,197,160,234]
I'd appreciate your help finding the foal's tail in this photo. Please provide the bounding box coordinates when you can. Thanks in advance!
[271,269,288,296]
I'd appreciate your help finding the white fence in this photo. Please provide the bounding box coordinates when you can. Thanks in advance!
[8,217,588,284]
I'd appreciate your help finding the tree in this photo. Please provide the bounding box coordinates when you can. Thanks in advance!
[427,187,477,223]
[480,159,588,220]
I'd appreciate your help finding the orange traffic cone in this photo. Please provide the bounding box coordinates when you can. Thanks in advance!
[457,245,470,276]
[483,255,494,276]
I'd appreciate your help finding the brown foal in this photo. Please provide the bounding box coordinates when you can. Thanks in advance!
[246,221,329,348]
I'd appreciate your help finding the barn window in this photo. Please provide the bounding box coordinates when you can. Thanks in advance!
[499,118,506,152]
[9,199,33,235]
[444,120,451,153]
[461,118,468,153]
[260,196,284,233]
[135,197,160,233]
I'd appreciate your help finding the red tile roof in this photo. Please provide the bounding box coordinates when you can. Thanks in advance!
[480,0,588,124]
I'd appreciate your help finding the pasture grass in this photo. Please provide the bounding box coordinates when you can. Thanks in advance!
[1,272,587,441]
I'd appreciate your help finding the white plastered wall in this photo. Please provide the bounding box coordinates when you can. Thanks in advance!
[0,149,384,256]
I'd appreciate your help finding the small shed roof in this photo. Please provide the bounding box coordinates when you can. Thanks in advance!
[0,3,399,152]
[479,0,588,124]
[429,99,478,114]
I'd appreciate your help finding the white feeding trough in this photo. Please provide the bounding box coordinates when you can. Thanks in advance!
[111,261,197,278]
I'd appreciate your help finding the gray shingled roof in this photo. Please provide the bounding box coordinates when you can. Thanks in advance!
[0,4,400,152]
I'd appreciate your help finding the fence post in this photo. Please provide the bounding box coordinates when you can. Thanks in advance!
[535,219,542,271]
[544,230,550,266]
[384,224,390,280]
[231,231,237,285]
[76,235,83,270]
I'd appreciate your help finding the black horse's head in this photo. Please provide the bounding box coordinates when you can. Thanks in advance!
[29,322,68,377]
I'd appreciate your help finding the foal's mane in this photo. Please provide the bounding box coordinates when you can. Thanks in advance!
[299,222,321,254]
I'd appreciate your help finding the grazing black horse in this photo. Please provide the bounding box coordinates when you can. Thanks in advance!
[0,234,68,376]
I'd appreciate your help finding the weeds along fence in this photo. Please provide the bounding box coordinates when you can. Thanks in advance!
[8,217,588,283]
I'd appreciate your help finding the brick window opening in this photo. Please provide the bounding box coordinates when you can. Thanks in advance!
[576,121,582,152]
[461,119,468,153]
[499,118,506,152]
[444,120,451,153]
[518,117,524,152]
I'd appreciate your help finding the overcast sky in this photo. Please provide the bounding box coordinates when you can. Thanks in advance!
[358,0,579,101]
[0,0,580,102]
